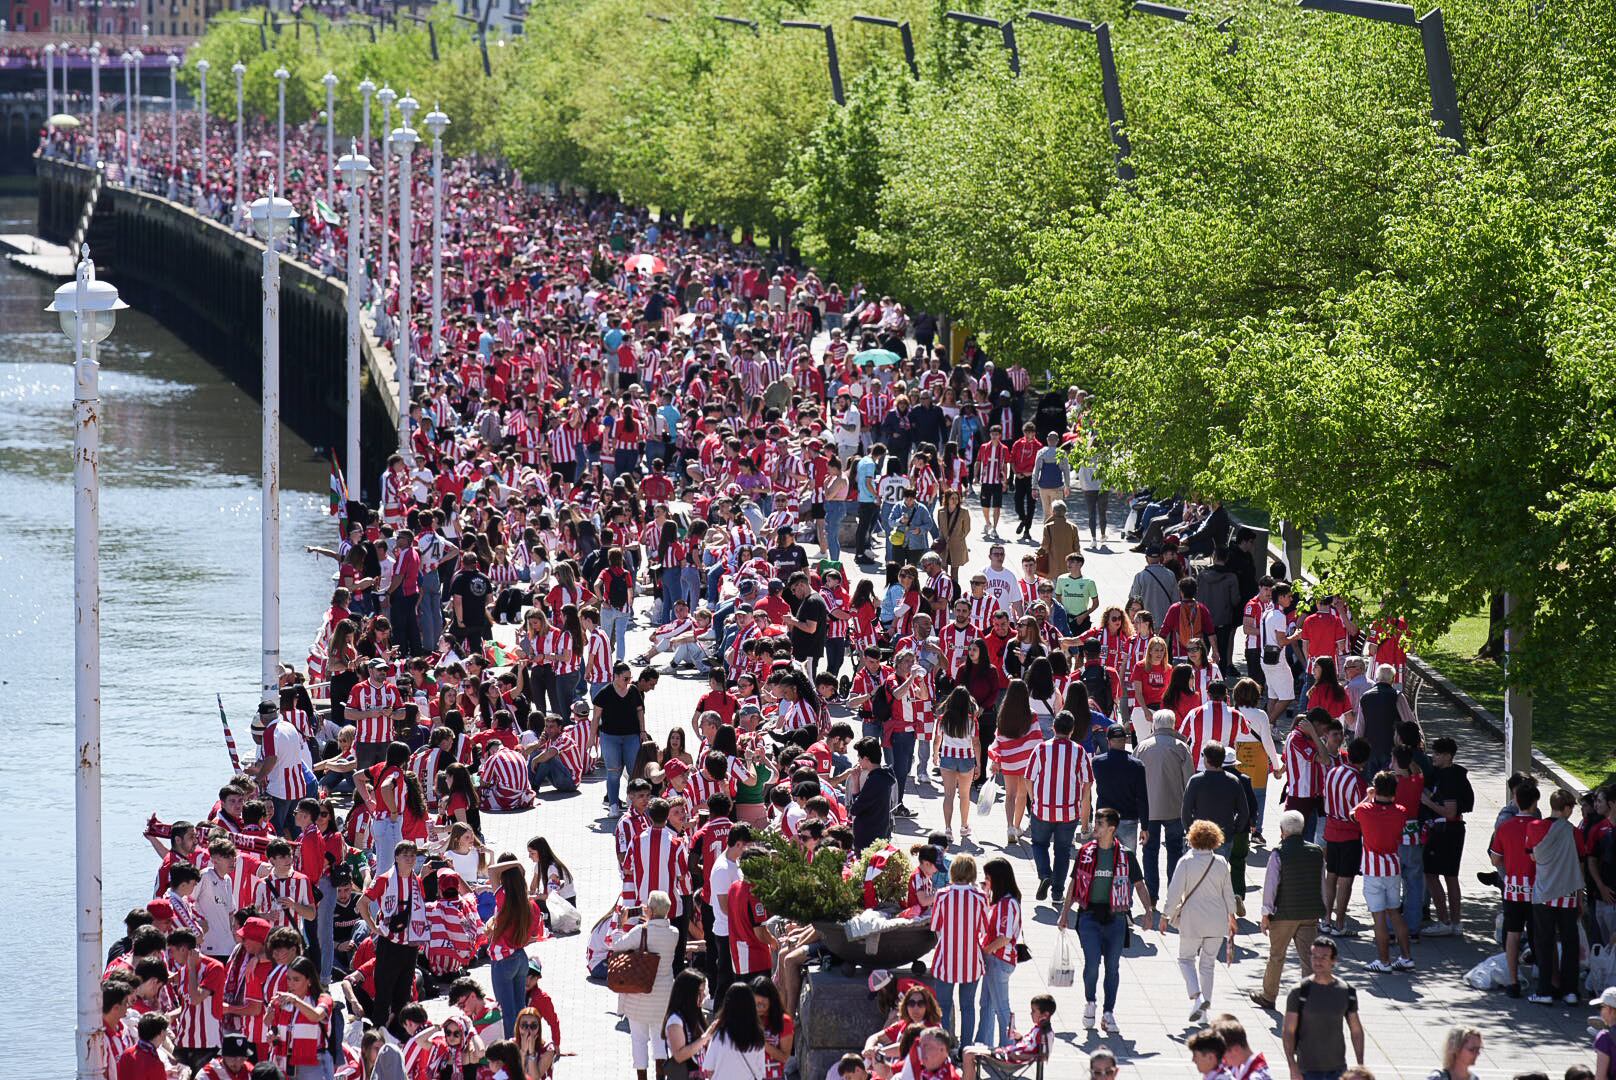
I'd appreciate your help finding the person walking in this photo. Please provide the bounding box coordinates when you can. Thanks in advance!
[1181,743,1249,856]
[1252,809,1326,1010]
[1056,808,1155,1034]
[1091,723,1149,852]
[1426,1026,1484,1080]
[975,857,1024,1048]
[930,854,989,1043]
[1163,819,1238,1023]
[1138,709,1193,904]
[1025,711,1094,904]
[1281,936,1365,1080]
[609,891,681,1080]
[1037,501,1080,584]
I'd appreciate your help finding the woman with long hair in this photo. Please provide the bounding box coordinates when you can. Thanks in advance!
[975,857,1024,1046]
[751,976,795,1080]
[991,679,1041,843]
[441,821,487,885]
[546,604,585,716]
[957,636,1008,780]
[483,1039,524,1080]
[661,726,694,768]
[525,836,576,904]
[700,982,766,1080]
[1003,614,1047,680]
[1307,655,1352,721]
[1129,633,1172,733]
[1161,662,1199,726]
[662,970,711,1080]
[1024,656,1061,739]
[437,763,483,837]
[933,686,980,841]
[269,956,334,1079]
[1184,639,1222,704]
[864,983,942,1058]
[483,857,543,1038]
[846,578,880,659]
[656,519,685,624]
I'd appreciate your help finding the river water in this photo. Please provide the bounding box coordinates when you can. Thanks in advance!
[0,190,335,1071]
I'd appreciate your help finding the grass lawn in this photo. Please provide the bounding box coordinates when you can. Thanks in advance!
[1228,505,1614,787]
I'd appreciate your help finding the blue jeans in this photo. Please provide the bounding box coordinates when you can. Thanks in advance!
[824,500,850,561]
[315,874,337,984]
[602,607,631,660]
[489,948,528,1039]
[1030,817,1078,901]
[1077,912,1126,1010]
[417,569,443,650]
[659,567,683,622]
[369,814,401,865]
[601,732,643,813]
[976,954,1014,1045]
[935,978,978,1045]
[530,756,579,793]
[293,1052,335,1080]
[886,732,916,806]
[706,563,726,606]
[549,669,581,717]
[1142,819,1185,903]
[1400,840,1425,933]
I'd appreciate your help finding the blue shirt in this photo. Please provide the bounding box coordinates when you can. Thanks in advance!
[603,326,625,353]
[477,330,494,360]
[658,404,681,442]
[856,457,879,503]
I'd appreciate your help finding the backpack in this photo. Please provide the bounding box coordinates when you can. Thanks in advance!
[604,567,632,610]
[1453,768,1476,815]
[872,683,895,725]
[1081,663,1115,718]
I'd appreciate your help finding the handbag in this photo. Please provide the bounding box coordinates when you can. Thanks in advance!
[1169,857,1217,927]
[1035,549,1050,576]
[606,924,661,994]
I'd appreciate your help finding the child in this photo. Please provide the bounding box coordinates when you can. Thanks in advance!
[906,845,940,915]
[1188,1027,1230,1078]
[961,993,1056,1080]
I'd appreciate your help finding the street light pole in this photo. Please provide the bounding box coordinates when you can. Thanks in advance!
[44,43,55,119]
[851,14,919,80]
[779,21,845,105]
[90,44,101,154]
[424,105,448,368]
[46,244,126,1080]
[120,52,131,181]
[377,85,396,309]
[322,71,338,199]
[338,146,374,494]
[166,54,178,173]
[232,62,244,227]
[131,49,141,164]
[359,79,375,295]
[196,59,208,201]
[249,195,297,707]
[1025,12,1134,181]
[274,67,289,198]
[391,112,419,459]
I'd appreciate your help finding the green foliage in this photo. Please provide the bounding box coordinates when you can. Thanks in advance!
[739,830,860,924]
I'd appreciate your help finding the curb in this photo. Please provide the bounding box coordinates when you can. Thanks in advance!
[1404,652,1588,796]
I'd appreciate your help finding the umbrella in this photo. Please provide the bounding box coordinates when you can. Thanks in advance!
[855,348,903,368]
[622,253,667,276]
[48,113,81,130]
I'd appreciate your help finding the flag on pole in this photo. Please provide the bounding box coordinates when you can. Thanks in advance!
[216,693,242,772]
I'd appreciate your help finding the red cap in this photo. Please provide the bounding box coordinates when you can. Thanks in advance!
[146,899,175,921]
[241,917,272,944]
[664,758,690,780]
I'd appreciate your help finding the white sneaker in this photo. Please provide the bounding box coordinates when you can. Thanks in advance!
[1367,959,1395,973]
[1189,996,1206,1021]
[1420,922,1453,937]
[1528,993,1555,1004]
[1392,956,1416,972]
[1101,1011,1117,1033]
[1083,1002,1097,1027]
[1565,993,1582,1005]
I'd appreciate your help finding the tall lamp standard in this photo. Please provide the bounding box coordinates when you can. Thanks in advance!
[321,71,338,198]
[195,59,209,201]
[248,195,298,707]
[423,104,448,368]
[130,48,142,162]
[232,61,245,227]
[90,43,101,155]
[358,78,375,291]
[337,146,374,493]
[120,51,132,181]
[44,43,55,119]
[390,109,419,459]
[273,67,289,198]
[45,244,126,1080]
[376,84,396,307]
[166,53,178,173]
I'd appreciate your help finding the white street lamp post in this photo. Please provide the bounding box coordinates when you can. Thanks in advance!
[358,79,375,296]
[232,62,244,228]
[391,116,419,459]
[196,59,208,201]
[338,147,374,492]
[249,196,298,707]
[44,43,55,119]
[273,67,289,198]
[131,49,142,162]
[90,44,101,155]
[45,245,126,1080]
[322,72,337,199]
[376,85,395,310]
[424,105,448,366]
[166,53,178,172]
[120,52,131,181]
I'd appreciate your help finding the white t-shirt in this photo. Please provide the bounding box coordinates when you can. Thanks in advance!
[702,1035,767,1080]
[838,404,862,444]
[1259,608,1290,660]
[982,567,1019,613]
[196,868,238,956]
[709,856,741,937]
[264,718,310,800]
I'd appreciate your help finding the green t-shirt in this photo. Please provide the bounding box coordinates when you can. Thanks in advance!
[1054,573,1099,621]
[1087,845,1116,914]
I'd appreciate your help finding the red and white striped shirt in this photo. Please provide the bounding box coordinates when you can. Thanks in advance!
[929,884,990,983]
[976,441,1010,485]
[253,872,314,930]
[984,894,1022,965]
[990,730,1043,777]
[271,992,332,1069]
[1282,730,1324,801]
[347,680,402,745]
[632,825,691,917]
[777,697,818,733]
[409,745,449,812]
[585,626,614,684]
[426,897,483,975]
[168,955,226,1050]
[1177,702,1247,771]
[548,424,580,463]
[938,622,975,677]
[550,723,589,787]
[895,668,937,738]
[1322,763,1366,842]
[479,745,535,811]
[541,627,581,675]
[968,593,997,634]
[1025,738,1092,824]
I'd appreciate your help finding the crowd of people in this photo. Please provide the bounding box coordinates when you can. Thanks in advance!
[61,103,1615,1080]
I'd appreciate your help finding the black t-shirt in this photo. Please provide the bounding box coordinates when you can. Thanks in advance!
[1284,977,1358,1073]
[769,544,808,575]
[328,670,360,727]
[790,591,830,657]
[594,684,645,737]
[449,569,493,629]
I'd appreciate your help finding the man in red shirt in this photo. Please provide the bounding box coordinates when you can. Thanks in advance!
[116,1013,171,1080]
[1352,772,1414,972]
[1488,780,1542,996]
[1008,421,1043,542]
[1299,596,1351,708]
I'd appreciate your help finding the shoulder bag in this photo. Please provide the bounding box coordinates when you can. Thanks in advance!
[606,924,661,994]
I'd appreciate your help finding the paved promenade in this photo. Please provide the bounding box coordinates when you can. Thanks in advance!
[438,499,1592,1078]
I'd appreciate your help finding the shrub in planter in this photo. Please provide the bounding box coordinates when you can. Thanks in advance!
[740,830,860,925]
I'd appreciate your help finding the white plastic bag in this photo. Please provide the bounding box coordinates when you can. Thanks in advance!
[549,894,582,935]
[1464,953,1510,991]
[975,776,1000,818]
[1048,929,1077,988]
[1588,943,1616,995]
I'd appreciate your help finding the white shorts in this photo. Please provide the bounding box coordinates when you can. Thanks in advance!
[1263,661,1296,701]
[1363,873,1402,914]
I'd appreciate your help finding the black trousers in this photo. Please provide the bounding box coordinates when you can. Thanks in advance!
[854,503,879,556]
[1013,477,1035,531]
[371,935,419,1038]
[1533,904,1580,997]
